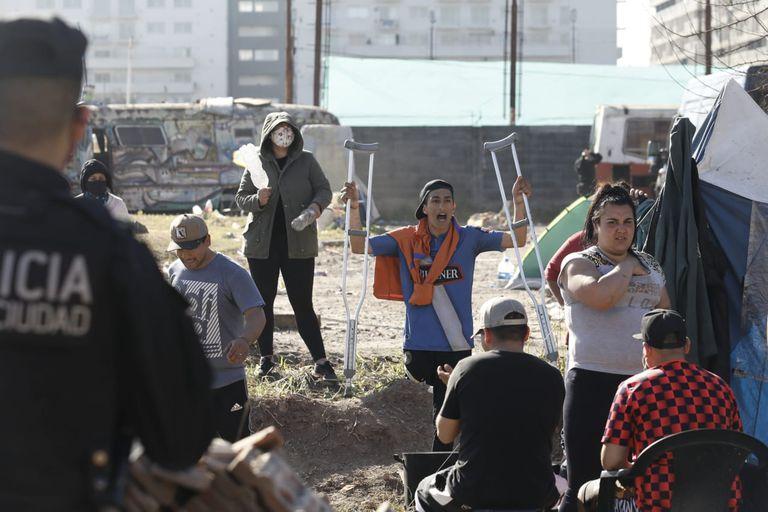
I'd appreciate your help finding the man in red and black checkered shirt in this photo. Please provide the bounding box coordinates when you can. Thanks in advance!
[577,309,743,512]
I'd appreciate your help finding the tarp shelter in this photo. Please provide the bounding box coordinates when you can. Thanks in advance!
[325,57,695,126]
[692,80,768,445]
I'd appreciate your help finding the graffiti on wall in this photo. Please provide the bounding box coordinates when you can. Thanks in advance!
[66,98,338,212]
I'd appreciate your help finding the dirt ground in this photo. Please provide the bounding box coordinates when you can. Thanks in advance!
[137,212,567,511]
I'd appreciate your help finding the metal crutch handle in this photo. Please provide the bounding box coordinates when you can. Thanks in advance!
[483,132,518,152]
[344,140,379,153]
[341,139,379,397]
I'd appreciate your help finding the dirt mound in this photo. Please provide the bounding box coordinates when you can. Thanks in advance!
[249,379,434,510]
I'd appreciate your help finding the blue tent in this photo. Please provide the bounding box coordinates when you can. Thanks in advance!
[693,80,768,445]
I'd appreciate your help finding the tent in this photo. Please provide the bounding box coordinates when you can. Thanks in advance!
[692,80,768,446]
[503,196,589,289]
[643,79,768,446]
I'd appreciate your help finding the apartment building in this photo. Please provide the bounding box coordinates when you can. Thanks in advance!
[291,0,617,104]
[228,0,287,101]
[650,0,768,68]
[0,0,228,104]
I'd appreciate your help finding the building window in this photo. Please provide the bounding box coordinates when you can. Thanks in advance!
[64,0,82,8]
[439,32,462,45]
[529,5,548,26]
[374,34,397,46]
[252,49,279,61]
[174,0,191,6]
[119,0,136,16]
[439,6,460,26]
[238,1,253,12]
[237,49,279,61]
[94,49,111,58]
[253,1,278,12]
[148,0,165,6]
[237,75,278,86]
[348,33,367,46]
[115,126,168,147]
[238,26,277,37]
[174,22,192,34]
[624,118,672,158]
[147,22,164,34]
[94,73,111,83]
[409,6,428,20]
[173,71,192,82]
[470,6,490,26]
[36,0,54,7]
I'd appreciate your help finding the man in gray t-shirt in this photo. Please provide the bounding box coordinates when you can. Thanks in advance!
[167,215,266,441]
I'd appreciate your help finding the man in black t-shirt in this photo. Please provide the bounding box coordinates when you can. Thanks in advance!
[415,297,565,512]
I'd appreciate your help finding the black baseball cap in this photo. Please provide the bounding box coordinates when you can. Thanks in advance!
[633,309,687,349]
[415,179,454,220]
[0,17,87,82]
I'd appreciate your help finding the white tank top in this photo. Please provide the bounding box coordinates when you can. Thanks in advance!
[558,246,666,375]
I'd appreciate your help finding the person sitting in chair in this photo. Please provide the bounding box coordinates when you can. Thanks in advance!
[577,309,743,512]
[415,297,565,512]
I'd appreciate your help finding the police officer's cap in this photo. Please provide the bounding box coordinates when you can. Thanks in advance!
[0,17,87,82]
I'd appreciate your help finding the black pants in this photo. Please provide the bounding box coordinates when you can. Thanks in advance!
[247,254,326,362]
[559,368,627,512]
[415,468,465,512]
[212,379,250,442]
[405,349,471,452]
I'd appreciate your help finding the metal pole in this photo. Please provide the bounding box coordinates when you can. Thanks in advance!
[313,0,323,106]
[429,9,436,59]
[704,0,712,74]
[570,9,577,63]
[126,37,132,104]
[503,0,509,120]
[285,0,294,103]
[510,0,517,122]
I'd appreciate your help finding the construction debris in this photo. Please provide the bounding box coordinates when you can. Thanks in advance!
[123,427,332,512]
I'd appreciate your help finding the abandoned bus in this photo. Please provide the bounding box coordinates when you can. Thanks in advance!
[66,97,339,212]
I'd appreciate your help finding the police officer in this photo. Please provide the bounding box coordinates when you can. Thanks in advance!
[0,17,214,510]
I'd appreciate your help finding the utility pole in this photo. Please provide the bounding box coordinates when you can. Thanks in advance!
[126,36,133,104]
[313,0,323,105]
[570,8,577,63]
[510,0,517,123]
[704,0,712,74]
[285,0,294,103]
[503,0,509,120]
[429,9,436,59]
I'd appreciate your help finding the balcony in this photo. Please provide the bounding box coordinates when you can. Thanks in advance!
[378,18,398,30]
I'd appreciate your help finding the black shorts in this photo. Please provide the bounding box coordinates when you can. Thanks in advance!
[404,350,471,387]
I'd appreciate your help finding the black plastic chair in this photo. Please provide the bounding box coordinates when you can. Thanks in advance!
[597,429,768,512]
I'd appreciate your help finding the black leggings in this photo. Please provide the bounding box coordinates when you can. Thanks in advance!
[211,379,250,442]
[247,254,327,362]
[559,368,627,512]
[404,349,471,452]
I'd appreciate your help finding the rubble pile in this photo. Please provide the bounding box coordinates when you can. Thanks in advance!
[124,427,332,512]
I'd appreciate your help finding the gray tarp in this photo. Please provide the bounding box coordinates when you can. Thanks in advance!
[642,117,718,364]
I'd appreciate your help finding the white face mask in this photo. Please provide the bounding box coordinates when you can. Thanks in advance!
[270,126,294,148]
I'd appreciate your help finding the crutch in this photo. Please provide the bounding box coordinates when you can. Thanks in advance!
[341,139,379,397]
[483,133,558,363]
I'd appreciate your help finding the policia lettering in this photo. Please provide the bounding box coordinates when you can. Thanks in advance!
[0,250,92,336]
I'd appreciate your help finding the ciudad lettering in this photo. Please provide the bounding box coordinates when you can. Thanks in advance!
[0,250,93,337]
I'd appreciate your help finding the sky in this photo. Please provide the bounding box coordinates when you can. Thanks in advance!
[617,0,653,67]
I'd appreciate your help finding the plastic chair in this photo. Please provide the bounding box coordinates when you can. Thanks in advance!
[597,429,768,512]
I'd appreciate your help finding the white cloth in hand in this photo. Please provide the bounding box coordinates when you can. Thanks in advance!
[290,207,317,231]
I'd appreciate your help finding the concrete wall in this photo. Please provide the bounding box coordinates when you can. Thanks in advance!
[348,125,591,224]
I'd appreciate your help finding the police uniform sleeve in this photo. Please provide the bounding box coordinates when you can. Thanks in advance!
[113,236,214,470]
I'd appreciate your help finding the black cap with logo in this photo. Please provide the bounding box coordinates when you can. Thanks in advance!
[415,179,454,220]
[633,309,687,349]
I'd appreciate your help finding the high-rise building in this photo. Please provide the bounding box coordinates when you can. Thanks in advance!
[650,0,768,68]
[292,0,618,105]
[1,0,227,104]
[227,0,287,102]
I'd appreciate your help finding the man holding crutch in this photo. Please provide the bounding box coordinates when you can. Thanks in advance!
[341,177,531,451]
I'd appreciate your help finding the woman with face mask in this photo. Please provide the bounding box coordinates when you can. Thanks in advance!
[235,112,335,382]
[555,183,671,512]
[75,159,132,223]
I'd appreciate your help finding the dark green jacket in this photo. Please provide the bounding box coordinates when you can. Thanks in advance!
[235,112,332,259]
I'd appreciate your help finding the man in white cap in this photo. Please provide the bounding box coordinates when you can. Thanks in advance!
[415,297,565,512]
[167,214,267,441]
